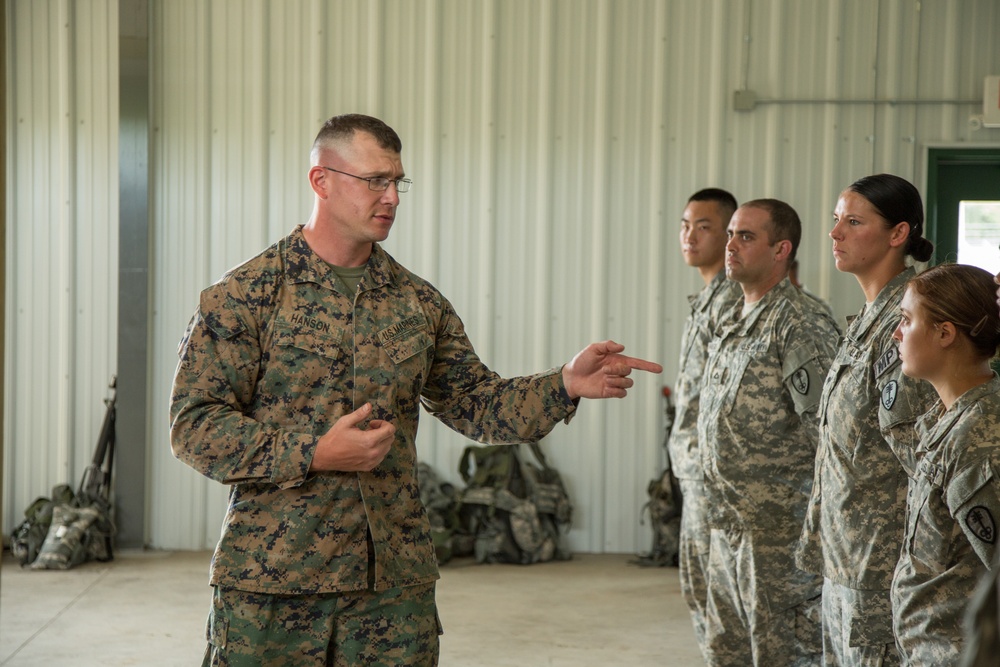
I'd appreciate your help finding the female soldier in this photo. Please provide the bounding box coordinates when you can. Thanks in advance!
[890,263,1000,665]
[797,174,938,665]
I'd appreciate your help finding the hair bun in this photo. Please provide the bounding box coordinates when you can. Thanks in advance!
[908,235,934,263]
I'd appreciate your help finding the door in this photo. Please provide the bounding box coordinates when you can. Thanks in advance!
[925,148,1000,271]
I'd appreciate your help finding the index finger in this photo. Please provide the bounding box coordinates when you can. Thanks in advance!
[619,355,663,374]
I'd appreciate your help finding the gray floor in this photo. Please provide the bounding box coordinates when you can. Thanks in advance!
[0,550,702,666]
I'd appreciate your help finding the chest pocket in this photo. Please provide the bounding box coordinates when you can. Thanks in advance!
[715,339,764,416]
[271,323,348,382]
[907,459,957,569]
[381,327,433,366]
[819,343,869,427]
[274,323,342,358]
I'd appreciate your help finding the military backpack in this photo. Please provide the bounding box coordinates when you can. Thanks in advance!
[455,442,572,565]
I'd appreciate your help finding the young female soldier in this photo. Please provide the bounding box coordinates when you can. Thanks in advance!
[890,263,1000,665]
[797,174,938,665]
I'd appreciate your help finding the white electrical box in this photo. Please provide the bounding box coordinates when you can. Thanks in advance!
[985,76,1000,128]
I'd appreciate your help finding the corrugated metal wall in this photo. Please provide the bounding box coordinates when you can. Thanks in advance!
[5,0,119,526]
[6,0,1000,553]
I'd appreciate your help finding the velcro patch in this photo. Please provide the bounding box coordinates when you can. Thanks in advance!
[874,346,899,378]
[377,315,424,345]
[881,381,898,410]
[791,368,810,395]
[965,506,996,544]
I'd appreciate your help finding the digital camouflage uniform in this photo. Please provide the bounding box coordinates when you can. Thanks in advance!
[797,267,937,666]
[698,278,840,667]
[892,374,1000,667]
[959,547,1000,667]
[170,226,577,665]
[666,270,742,657]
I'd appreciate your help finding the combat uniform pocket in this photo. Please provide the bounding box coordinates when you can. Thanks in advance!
[382,327,433,366]
[947,457,998,565]
[206,591,229,649]
[273,322,343,361]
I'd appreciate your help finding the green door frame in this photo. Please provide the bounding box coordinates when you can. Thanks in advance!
[924,147,1000,265]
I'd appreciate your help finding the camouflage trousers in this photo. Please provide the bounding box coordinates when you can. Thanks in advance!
[202,583,441,666]
[704,525,823,667]
[820,578,899,667]
[678,478,711,660]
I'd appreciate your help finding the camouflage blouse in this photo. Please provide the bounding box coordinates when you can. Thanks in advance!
[667,271,742,481]
[797,268,938,591]
[892,374,1000,666]
[170,226,576,595]
[698,278,840,532]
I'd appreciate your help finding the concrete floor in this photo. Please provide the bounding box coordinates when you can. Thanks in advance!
[0,550,702,666]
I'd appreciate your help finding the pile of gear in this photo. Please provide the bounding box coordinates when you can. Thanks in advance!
[9,378,117,570]
[418,441,573,566]
[633,385,682,567]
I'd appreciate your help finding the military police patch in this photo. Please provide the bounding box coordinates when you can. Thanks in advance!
[881,381,898,410]
[791,368,810,395]
[965,506,996,544]
[874,346,899,378]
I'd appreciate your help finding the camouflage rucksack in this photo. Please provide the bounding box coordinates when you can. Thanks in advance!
[9,484,114,569]
[10,484,76,566]
[634,466,682,567]
[456,443,572,565]
[634,386,682,567]
[417,461,466,565]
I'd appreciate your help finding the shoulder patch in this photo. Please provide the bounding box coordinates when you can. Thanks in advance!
[791,368,810,395]
[965,506,996,544]
[881,381,898,410]
[873,346,899,378]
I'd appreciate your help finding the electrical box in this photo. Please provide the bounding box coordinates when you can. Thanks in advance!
[985,76,1000,128]
[733,89,757,112]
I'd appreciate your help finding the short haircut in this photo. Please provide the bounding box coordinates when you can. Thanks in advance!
[740,198,802,263]
[688,188,738,223]
[312,114,402,160]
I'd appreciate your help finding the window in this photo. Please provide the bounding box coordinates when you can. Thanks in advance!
[957,200,1000,273]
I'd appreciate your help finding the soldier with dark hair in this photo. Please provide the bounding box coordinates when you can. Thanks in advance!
[797,173,938,666]
[699,199,840,666]
[667,187,741,659]
[169,113,661,666]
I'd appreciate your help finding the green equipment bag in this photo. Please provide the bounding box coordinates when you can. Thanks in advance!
[10,484,75,566]
[417,461,464,565]
[9,483,114,569]
[633,385,681,567]
[456,443,572,565]
[633,467,682,567]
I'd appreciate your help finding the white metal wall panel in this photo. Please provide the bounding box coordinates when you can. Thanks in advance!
[6,0,1000,554]
[4,0,118,536]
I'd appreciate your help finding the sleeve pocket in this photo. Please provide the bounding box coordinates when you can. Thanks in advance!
[947,457,999,565]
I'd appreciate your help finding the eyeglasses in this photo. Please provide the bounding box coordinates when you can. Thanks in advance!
[322,166,412,193]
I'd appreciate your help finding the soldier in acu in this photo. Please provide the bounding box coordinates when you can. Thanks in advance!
[668,188,742,659]
[889,263,1000,666]
[698,199,840,666]
[169,114,661,666]
[796,173,938,667]
[958,263,1000,667]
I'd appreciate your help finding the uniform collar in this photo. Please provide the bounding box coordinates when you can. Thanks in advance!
[281,225,397,294]
[736,277,795,334]
[846,267,915,340]
[688,270,732,311]
[916,373,1000,447]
